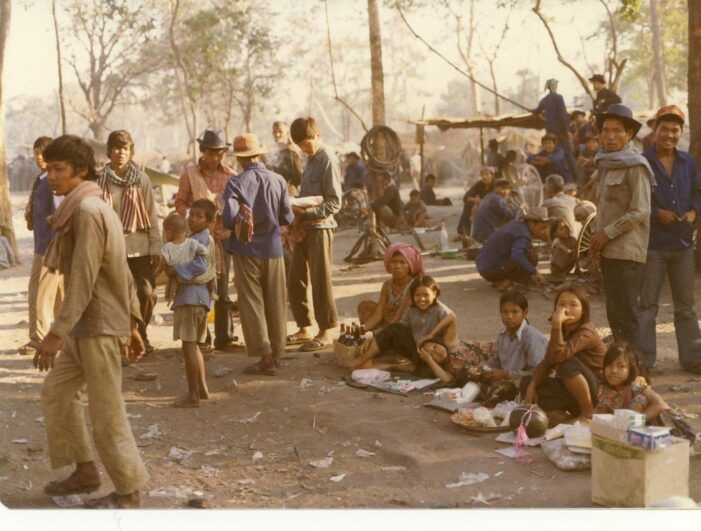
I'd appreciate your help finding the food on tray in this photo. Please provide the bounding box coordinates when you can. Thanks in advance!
[451,407,497,428]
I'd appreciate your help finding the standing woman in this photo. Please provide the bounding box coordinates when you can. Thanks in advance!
[98,130,162,353]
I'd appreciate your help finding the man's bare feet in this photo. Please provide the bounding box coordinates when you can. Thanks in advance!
[44,461,101,496]
[173,395,200,408]
[286,329,313,345]
[198,388,211,400]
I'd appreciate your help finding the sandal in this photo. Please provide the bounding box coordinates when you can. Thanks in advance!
[18,342,36,356]
[243,361,277,376]
[286,332,312,345]
[84,491,141,509]
[44,471,101,496]
[299,338,332,352]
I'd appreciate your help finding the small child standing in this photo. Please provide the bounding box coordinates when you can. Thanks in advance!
[351,276,458,373]
[595,342,668,420]
[166,199,217,408]
[550,218,577,279]
[158,212,210,304]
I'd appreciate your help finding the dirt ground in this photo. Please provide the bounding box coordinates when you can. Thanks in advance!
[1,187,700,510]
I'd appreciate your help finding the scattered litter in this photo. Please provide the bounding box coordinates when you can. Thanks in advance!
[252,451,264,461]
[236,479,255,485]
[239,412,261,424]
[470,492,501,505]
[446,472,489,489]
[213,367,235,378]
[495,431,543,447]
[152,314,164,325]
[167,446,193,462]
[148,489,189,499]
[381,466,407,473]
[139,424,162,439]
[341,441,351,447]
[297,378,314,390]
[351,369,391,385]
[200,465,220,477]
[11,411,16,418]
[293,446,301,460]
[329,473,346,482]
[355,449,375,458]
[494,447,520,459]
[52,495,83,508]
[204,449,221,456]
[374,440,382,448]
[125,413,142,419]
[134,373,158,382]
[12,438,27,444]
[669,385,692,393]
[232,379,239,389]
[494,471,503,477]
[34,416,44,424]
[309,457,333,468]
[541,439,591,471]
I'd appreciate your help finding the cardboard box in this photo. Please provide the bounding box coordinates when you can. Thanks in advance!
[591,435,689,507]
[590,419,628,444]
[627,427,672,451]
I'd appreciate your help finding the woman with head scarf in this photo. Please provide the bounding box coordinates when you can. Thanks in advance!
[357,242,425,331]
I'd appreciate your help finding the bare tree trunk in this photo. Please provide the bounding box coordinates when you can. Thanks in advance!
[650,0,667,107]
[647,74,656,110]
[0,0,18,261]
[689,0,701,164]
[368,0,386,126]
[488,61,499,115]
[52,0,66,135]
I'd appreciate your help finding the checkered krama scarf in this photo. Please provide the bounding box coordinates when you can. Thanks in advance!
[97,162,151,233]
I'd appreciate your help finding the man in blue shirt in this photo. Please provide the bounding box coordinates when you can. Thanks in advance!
[472,178,518,242]
[637,105,701,373]
[476,206,551,291]
[222,133,294,375]
[526,134,572,182]
[532,79,576,178]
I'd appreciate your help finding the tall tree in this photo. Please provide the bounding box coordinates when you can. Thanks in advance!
[63,0,159,140]
[649,0,667,106]
[52,0,67,135]
[0,0,18,260]
[689,0,701,164]
[368,0,386,126]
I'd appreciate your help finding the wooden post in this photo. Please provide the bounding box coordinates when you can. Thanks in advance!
[479,127,485,166]
[419,104,426,186]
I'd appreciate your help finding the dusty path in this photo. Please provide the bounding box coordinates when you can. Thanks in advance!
[1,189,700,509]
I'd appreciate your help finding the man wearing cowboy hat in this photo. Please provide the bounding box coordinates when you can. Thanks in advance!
[589,103,654,348]
[175,129,238,351]
[222,134,294,376]
[532,78,576,178]
[589,74,621,114]
[637,105,701,373]
[475,206,551,291]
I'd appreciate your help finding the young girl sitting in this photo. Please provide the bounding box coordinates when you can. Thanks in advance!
[357,243,425,331]
[595,342,669,420]
[523,283,606,423]
[350,276,457,373]
[550,218,577,280]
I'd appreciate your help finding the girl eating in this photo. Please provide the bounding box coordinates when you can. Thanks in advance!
[357,243,425,331]
[595,342,669,420]
[350,276,457,373]
[523,283,606,423]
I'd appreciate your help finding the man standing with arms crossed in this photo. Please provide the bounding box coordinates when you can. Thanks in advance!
[286,117,342,352]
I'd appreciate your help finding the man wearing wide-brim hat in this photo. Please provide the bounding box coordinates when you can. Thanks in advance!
[589,103,655,348]
[637,105,701,374]
[175,129,238,351]
[222,133,294,376]
[475,206,551,291]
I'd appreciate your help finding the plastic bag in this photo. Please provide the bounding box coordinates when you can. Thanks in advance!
[351,368,391,385]
[541,439,591,471]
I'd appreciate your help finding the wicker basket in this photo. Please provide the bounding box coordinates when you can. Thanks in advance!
[333,340,360,368]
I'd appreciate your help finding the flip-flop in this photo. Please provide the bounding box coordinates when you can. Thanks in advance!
[84,491,140,509]
[243,361,277,376]
[299,338,332,352]
[286,333,312,346]
[44,472,101,496]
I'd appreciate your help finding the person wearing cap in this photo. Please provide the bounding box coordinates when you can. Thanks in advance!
[526,133,572,182]
[532,78,576,177]
[486,139,505,178]
[563,182,578,197]
[175,129,238,351]
[589,74,621,114]
[221,134,294,376]
[343,151,366,191]
[472,178,518,243]
[637,105,701,373]
[542,174,580,238]
[98,130,162,354]
[457,166,494,238]
[589,103,654,348]
[269,121,303,197]
[287,116,342,351]
[475,207,551,291]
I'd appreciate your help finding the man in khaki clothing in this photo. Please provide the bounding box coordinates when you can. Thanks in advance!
[35,135,148,509]
[222,134,294,375]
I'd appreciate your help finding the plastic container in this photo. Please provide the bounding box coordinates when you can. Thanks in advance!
[461,381,480,402]
[440,222,449,251]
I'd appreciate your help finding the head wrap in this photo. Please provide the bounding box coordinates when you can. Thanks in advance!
[384,242,425,277]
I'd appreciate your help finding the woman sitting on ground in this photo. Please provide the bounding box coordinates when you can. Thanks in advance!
[522,283,605,424]
[357,242,425,331]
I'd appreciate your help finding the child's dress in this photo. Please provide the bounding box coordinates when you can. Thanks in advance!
[595,376,649,414]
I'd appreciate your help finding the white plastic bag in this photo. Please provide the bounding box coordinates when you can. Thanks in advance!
[351,368,391,385]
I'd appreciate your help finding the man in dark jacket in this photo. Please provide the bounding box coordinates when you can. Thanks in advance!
[533,78,576,177]
[589,74,622,114]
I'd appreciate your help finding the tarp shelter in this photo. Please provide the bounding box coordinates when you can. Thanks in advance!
[409,112,547,170]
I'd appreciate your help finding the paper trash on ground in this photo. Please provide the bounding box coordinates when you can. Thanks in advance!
[446,472,489,489]
[239,412,261,424]
[167,446,193,462]
[52,495,83,507]
[329,473,346,482]
[139,424,162,440]
[309,457,333,468]
[355,449,375,457]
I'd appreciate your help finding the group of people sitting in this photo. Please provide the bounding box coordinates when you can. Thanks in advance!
[352,242,668,425]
